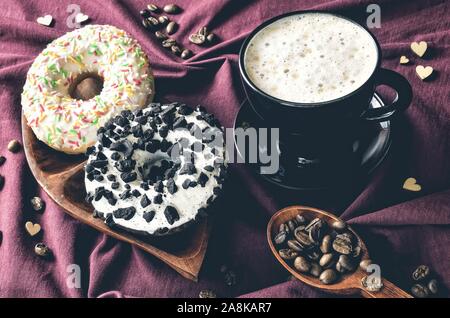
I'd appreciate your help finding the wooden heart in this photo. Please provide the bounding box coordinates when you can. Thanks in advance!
[403,177,421,192]
[410,41,427,58]
[416,65,433,80]
[36,15,53,27]
[21,112,212,281]
[399,56,410,65]
[25,221,41,236]
[75,13,89,24]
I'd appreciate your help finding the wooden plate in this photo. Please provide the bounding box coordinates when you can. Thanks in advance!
[21,113,211,281]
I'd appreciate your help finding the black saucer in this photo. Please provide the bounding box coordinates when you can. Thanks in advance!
[233,94,392,191]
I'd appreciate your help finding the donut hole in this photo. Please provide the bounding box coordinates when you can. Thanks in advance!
[69,72,104,101]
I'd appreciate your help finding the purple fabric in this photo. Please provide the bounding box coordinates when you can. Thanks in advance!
[0,0,449,298]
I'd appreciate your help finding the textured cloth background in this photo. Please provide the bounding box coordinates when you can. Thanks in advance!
[0,0,449,297]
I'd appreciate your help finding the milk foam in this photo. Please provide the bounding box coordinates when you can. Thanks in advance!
[244,13,378,103]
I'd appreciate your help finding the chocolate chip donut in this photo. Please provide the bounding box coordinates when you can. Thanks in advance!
[84,102,226,235]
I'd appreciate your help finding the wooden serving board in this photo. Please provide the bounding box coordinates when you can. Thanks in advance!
[21,113,211,281]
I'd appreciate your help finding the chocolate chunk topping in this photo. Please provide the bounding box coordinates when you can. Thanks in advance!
[119,189,132,199]
[167,178,177,194]
[160,103,177,118]
[140,194,151,208]
[120,171,137,183]
[85,164,94,173]
[178,104,193,115]
[145,140,160,153]
[107,174,116,181]
[113,207,136,220]
[98,133,112,147]
[160,140,172,152]
[154,180,164,192]
[132,189,141,197]
[180,162,196,175]
[131,124,143,138]
[91,159,108,168]
[198,172,208,187]
[94,175,104,182]
[115,159,135,172]
[204,165,214,172]
[86,146,96,156]
[108,198,117,206]
[153,194,163,204]
[189,180,198,188]
[143,211,156,223]
[100,166,108,174]
[173,116,187,129]
[159,125,169,138]
[111,182,120,190]
[140,182,149,190]
[182,179,191,189]
[164,206,180,225]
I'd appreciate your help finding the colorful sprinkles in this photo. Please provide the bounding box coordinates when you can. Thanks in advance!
[22,25,155,154]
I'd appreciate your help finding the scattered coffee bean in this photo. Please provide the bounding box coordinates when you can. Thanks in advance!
[332,233,353,255]
[320,269,338,285]
[34,243,51,257]
[147,16,159,27]
[338,255,355,271]
[7,139,21,153]
[320,234,332,253]
[198,26,208,36]
[279,223,289,234]
[412,265,430,281]
[0,155,5,166]
[279,248,298,260]
[142,18,151,29]
[147,4,159,12]
[294,228,312,247]
[171,45,181,55]
[336,261,346,273]
[411,283,429,298]
[158,15,169,25]
[287,220,296,232]
[31,196,45,212]
[139,9,150,18]
[287,239,303,252]
[331,220,347,232]
[189,33,206,45]
[162,38,176,48]
[199,289,217,298]
[294,256,311,273]
[427,279,438,294]
[359,259,372,271]
[274,231,286,245]
[181,49,193,59]
[163,4,180,14]
[295,213,306,224]
[155,31,168,40]
[206,33,216,43]
[166,21,177,35]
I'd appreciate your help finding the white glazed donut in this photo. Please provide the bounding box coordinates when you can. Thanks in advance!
[21,25,154,154]
[84,102,227,235]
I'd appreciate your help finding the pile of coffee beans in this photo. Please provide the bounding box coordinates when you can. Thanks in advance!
[189,27,216,46]
[274,213,364,285]
[410,265,440,298]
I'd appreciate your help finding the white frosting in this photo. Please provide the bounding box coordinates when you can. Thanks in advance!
[85,104,226,235]
[244,13,378,103]
[22,25,154,154]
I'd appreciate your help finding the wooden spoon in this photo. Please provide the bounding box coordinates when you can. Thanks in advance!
[267,205,412,298]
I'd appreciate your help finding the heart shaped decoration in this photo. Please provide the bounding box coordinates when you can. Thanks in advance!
[25,221,41,236]
[403,177,422,192]
[75,13,89,24]
[410,41,428,57]
[399,56,410,65]
[36,15,53,27]
[416,65,433,80]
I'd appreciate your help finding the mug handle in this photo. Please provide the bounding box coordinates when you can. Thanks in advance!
[361,68,412,122]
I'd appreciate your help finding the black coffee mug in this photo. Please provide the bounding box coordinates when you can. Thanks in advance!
[239,10,412,166]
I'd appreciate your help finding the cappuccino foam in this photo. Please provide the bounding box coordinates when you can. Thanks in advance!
[244,13,378,103]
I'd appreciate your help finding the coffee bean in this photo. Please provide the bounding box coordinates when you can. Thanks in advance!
[294,228,313,247]
[287,239,304,252]
[189,33,206,45]
[332,233,353,255]
[320,269,338,285]
[279,223,289,234]
[319,253,334,268]
[162,38,176,48]
[412,265,430,281]
[171,45,181,55]
[147,17,159,27]
[158,15,169,25]
[308,221,324,243]
[163,4,180,14]
[198,26,208,36]
[166,21,177,35]
[31,197,45,212]
[287,220,296,232]
[147,4,159,12]
[199,289,217,298]
[0,155,5,166]
[142,18,151,29]
[34,243,51,257]
[139,9,150,18]
[295,214,306,225]
[274,231,286,245]
[279,248,298,260]
[427,279,438,295]
[305,217,322,232]
[181,49,193,59]
[7,139,21,153]
[155,31,168,40]
[336,261,346,273]
[331,220,347,232]
[294,256,311,273]
[310,263,322,277]
[359,259,372,271]
[206,33,216,43]
[411,283,429,298]
[320,234,332,253]
[338,255,356,271]
[352,244,362,259]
